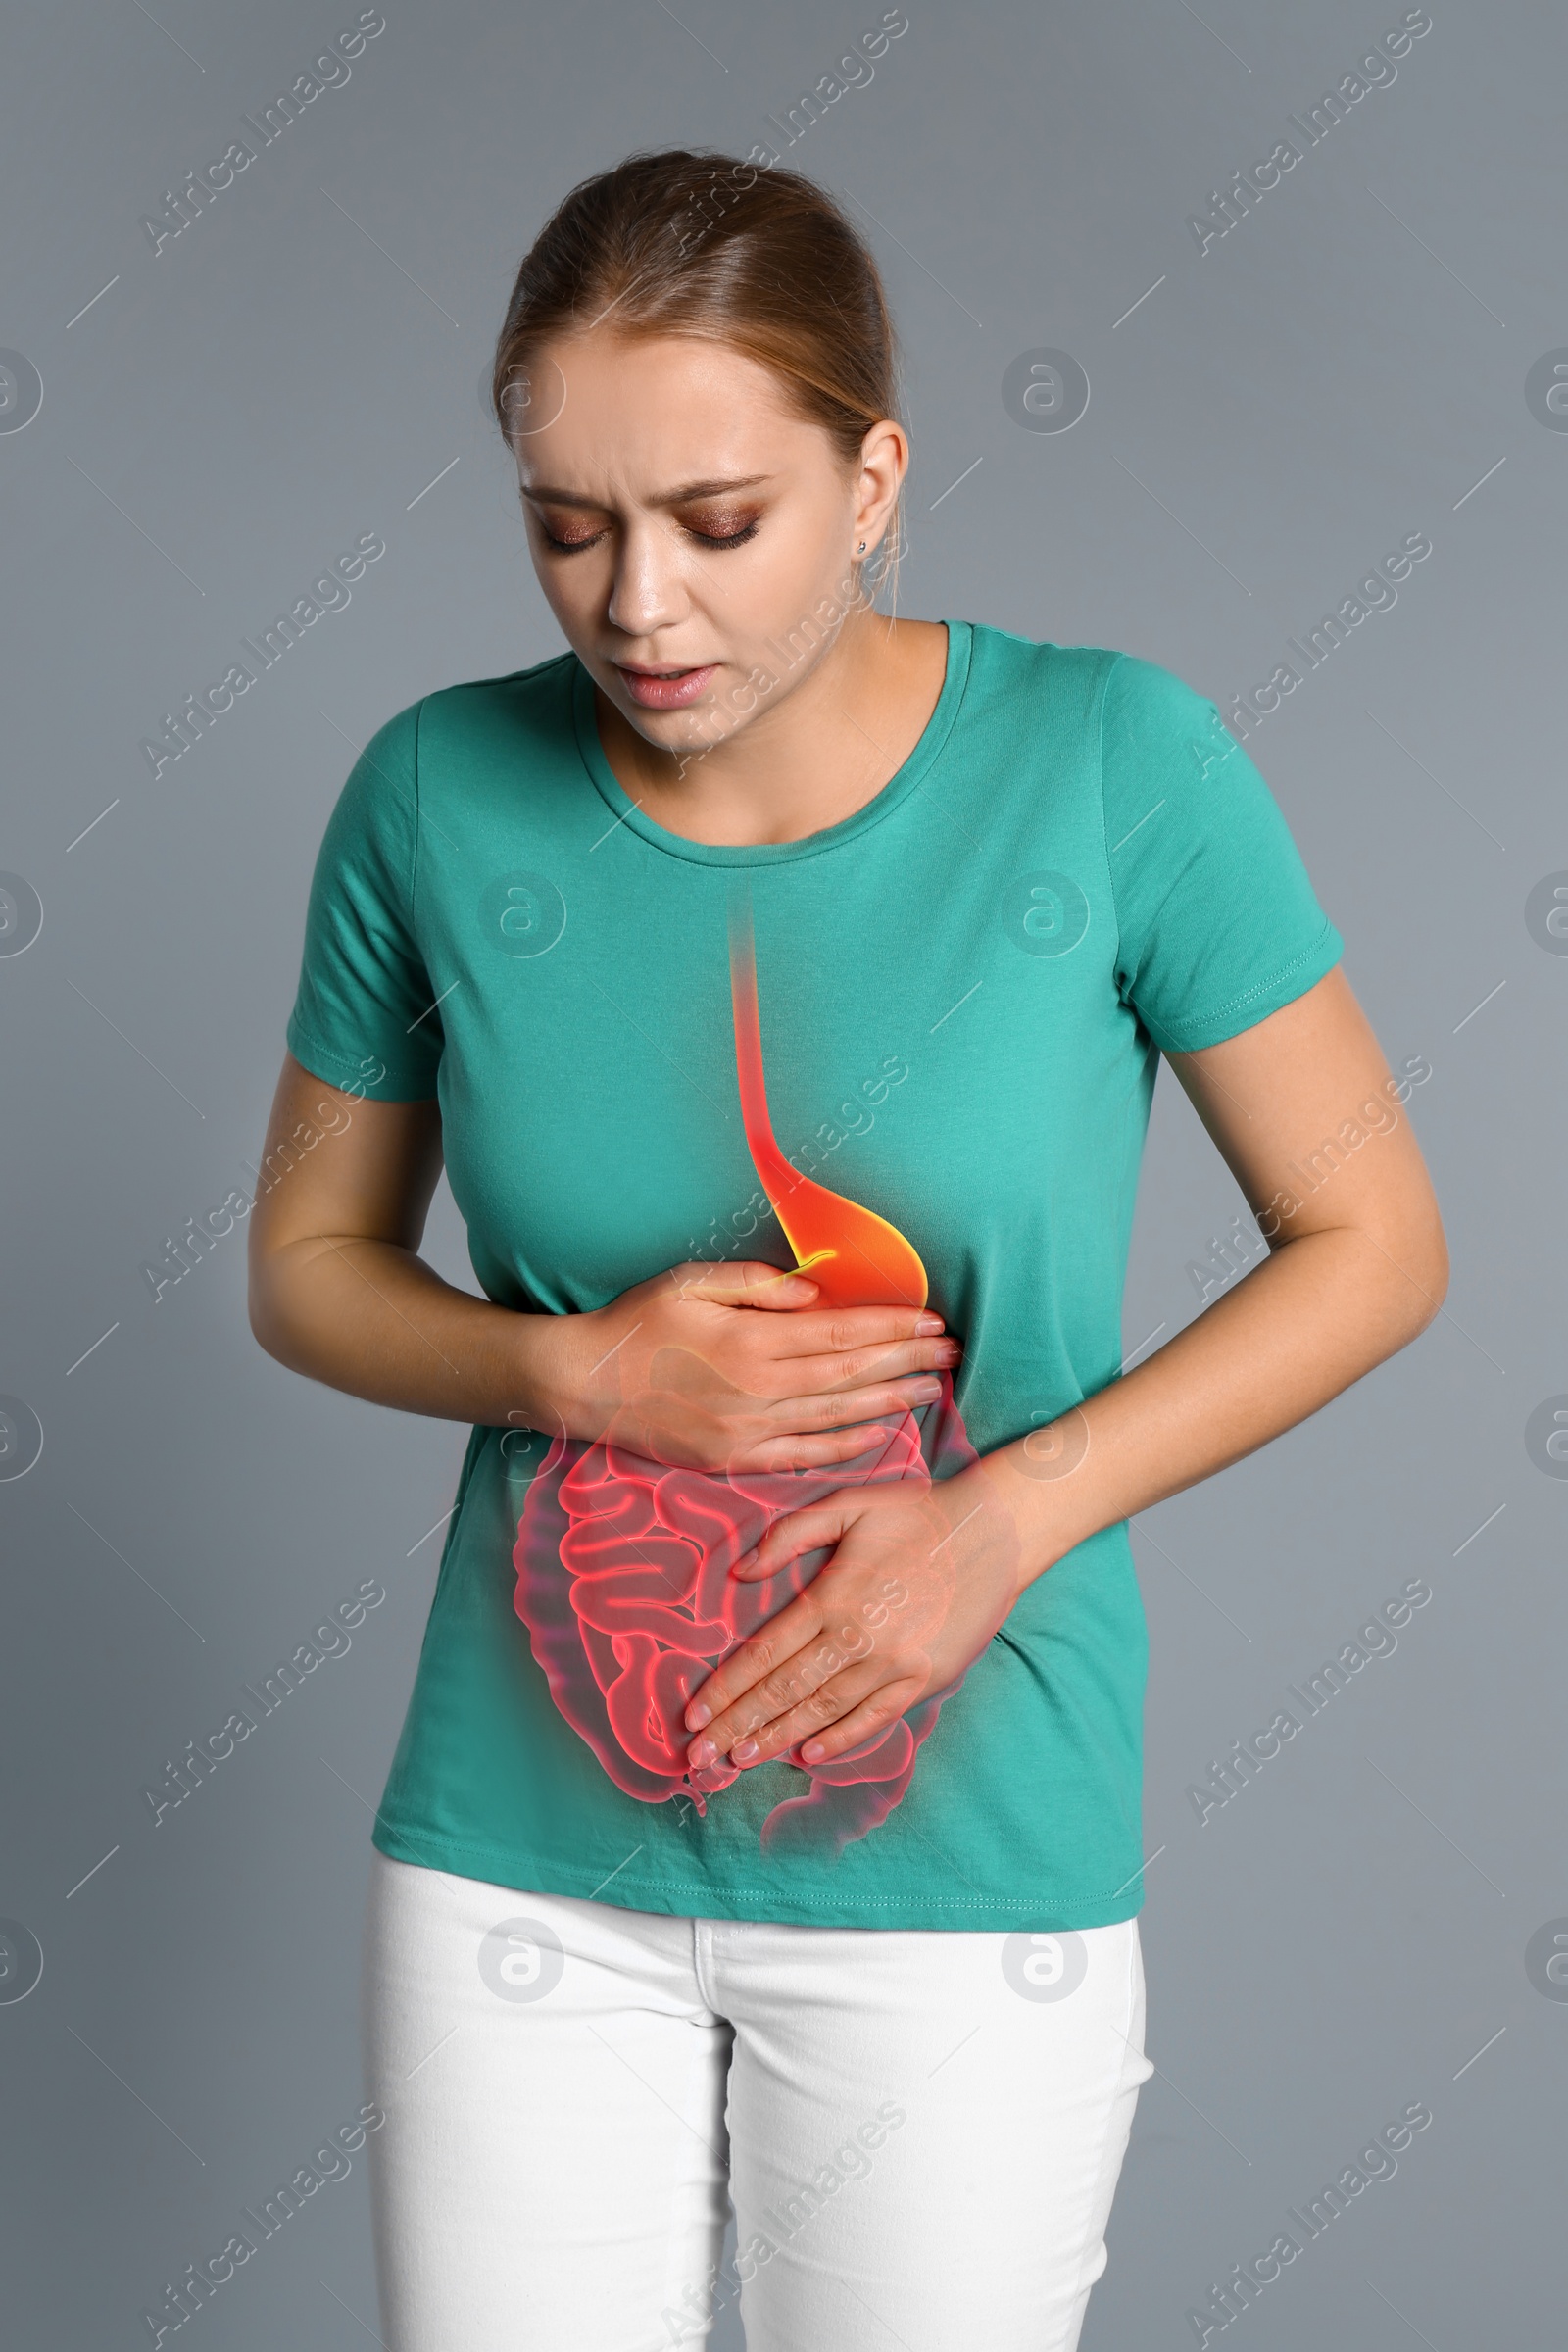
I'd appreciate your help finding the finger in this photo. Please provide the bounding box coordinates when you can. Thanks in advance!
[797,1682,924,1767]
[674,1261,821,1310]
[725,1426,896,1475]
[721,1659,894,1766]
[693,1636,871,1765]
[766,1378,944,1434]
[705,1373,940,1439]
[684,1601,823,1731]
[770,1305,948,1356]
[726,1499,860,1583]
[771,1340,960,1396]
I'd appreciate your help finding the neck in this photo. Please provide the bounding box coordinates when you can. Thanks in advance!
[592,608,946,849]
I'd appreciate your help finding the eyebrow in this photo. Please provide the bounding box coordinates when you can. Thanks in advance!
[520,473,774,508]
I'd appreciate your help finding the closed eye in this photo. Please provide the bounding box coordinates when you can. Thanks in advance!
[686,520,760,550]
[536,518,760,554]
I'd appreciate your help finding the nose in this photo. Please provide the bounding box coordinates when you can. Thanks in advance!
[606,515,692,642]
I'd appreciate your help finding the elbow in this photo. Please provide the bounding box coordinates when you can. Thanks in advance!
[247,1280,283,1362]
[247,1248,297,1368]
[1424,1227,1450,1319]
[1387,1210,1449,1346]
[247,1231,341,1373]
[249,1291,311,1379]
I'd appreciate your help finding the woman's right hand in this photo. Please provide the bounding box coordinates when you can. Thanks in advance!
[245,1059,960,1464]
[538,1260,962,1474]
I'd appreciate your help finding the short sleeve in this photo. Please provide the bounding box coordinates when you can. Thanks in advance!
[284,701,445,1101]
[1099,653,1344,1053]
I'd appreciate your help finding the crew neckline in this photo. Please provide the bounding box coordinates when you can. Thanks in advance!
[569,619,973,867]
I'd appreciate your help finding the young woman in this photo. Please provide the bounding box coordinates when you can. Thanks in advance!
[248,150,1447,2352]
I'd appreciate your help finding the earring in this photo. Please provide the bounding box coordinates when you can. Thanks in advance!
[857,539,867,553]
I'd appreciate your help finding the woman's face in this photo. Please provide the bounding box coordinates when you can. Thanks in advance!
[508,330,904,759]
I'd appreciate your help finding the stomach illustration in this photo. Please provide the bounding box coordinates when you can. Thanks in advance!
[512,895,976,1856]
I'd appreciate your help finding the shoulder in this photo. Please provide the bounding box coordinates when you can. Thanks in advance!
[413,648,580,752]
[342,650,579,769]
[957,628,1237,793]
[960,618,1121,699]
[331,650,580,828]
[960,624,1219,743]
[1096,648,1226,746]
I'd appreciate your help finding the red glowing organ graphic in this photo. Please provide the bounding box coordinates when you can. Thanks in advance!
[726,895,929,1312]
[512,902,976,1853]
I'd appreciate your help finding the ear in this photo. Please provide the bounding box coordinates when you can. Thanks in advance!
[852,416,908,555]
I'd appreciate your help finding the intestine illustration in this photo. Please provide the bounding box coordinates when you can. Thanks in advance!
[511,895,977,1855]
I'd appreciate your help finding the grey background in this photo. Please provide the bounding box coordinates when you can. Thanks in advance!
[1,1,1561,2344]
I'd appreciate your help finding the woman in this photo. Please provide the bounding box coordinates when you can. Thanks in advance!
[248,149,1447,2351]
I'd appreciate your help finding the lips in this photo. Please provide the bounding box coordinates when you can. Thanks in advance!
[614,662,717,710]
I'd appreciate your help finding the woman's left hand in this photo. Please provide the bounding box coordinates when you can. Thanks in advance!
[682,1464,1025,1773]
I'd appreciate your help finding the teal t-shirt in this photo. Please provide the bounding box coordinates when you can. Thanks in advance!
[284,620,1343,1930]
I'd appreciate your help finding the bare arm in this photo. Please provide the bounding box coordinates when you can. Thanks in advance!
[681,966,1451,1770]
[980,960,1449,1559]
[245,1053,960,1469]
[245,1054,534,1427]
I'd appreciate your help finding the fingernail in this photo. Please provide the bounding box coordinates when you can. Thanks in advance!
[731,1739,759,1763]
[911,1378,942,1400]
[729,1547,759,1575]
[933,1343,960,1363]
[800,1740,825,1763]
[915,1314,944,1333]
[685,1702,711,1731]
[689,1738,717,1768]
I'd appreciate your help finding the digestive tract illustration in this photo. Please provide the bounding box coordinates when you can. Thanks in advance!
[512,893,977,1855]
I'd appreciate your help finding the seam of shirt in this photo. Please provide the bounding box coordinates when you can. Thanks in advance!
[286,1018,434,1094]
[369,1821,1144,1915]
[1098,654,1226,1001]
[1095,649,1129,995]
[1151,919,1341,1051]
[569,620,975,869]
[410,693,427,926]
[1098,662,1338,1049]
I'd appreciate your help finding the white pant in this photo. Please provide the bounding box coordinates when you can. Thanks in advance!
[362,1851,1152,2352]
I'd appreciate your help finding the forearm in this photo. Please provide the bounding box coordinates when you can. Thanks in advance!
[974,1224,1444,1594]
[250,1235,575,1431]
[249,1227,958,1469]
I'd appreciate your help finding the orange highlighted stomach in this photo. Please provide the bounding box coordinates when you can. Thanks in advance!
[728,897,927,1310]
